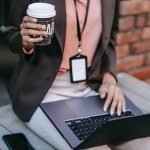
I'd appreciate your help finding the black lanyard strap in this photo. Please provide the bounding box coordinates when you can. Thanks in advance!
[74,0,90,47]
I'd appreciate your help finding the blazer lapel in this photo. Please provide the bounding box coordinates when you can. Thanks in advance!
[101,0,116,50]
[39,0,66,52]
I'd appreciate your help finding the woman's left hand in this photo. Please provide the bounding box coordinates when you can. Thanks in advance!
[99,72,126,116]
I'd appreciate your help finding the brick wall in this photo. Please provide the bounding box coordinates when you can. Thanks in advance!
[116,0,150,84]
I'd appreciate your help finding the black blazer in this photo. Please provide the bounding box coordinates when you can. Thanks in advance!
[6,0,117,122]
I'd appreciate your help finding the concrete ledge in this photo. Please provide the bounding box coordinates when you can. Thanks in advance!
[118,72,150,114]
[0,105,54,150]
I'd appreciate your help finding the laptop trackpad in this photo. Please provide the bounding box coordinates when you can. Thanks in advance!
[65,96,107,119]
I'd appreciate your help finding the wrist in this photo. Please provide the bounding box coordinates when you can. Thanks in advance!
[22,44,35,54]
[102,72,117,85]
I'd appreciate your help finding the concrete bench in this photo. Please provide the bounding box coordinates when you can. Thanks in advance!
[0,72,150,150]
[0,105,54,150]
[118,73,150,114]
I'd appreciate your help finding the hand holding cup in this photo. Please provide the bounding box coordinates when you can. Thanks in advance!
[20,3,56,50]
[20,16,48,49]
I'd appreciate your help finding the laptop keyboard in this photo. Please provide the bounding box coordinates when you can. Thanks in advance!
[65,110,134,141]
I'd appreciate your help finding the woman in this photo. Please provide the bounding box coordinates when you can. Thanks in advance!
[6,0,150,150]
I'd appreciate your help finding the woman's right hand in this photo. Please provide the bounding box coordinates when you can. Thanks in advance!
[20,16,48,52]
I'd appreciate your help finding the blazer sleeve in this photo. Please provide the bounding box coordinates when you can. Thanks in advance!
[100,1,119,81]
[5,0,33,60]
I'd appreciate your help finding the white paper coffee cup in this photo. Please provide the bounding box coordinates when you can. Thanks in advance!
[27,3,56,45]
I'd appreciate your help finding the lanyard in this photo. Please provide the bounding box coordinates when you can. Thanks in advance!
[74,0,90,54]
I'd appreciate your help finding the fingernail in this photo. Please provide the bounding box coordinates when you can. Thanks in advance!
[110,110,114,116]
[123,106,126,112]
[32,18,37,22]
[118,111,121,116]
[39,37,43,41]
[43,31,48,35]
[100,94,104,99]
[100,93,105,99]
[103,106,107,112]
[42,25,46,29]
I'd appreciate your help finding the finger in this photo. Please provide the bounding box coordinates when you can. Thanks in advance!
[117,100,122,116]
[23,16,37,23]
[20,23,24,30]
[110,87,120,115]
[23,41,34,47]
[117,92,123,116]
[23,36,43,44]
[103,85,114,112]
[22,29,48,37]
[122,94,126,112]
[99,85,107,99]
[23,22,46,31]
[21,16,46,31]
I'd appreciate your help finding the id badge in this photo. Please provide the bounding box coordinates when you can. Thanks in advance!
[69,54,88,83]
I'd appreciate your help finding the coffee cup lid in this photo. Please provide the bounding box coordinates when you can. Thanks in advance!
[27,3,56,18]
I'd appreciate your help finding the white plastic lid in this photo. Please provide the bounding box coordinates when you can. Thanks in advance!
[27,3,56,18]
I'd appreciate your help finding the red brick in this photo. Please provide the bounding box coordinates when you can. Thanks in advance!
[117,55,144,72]
[142,27,150,39]
[131,39,150,54]
[120,1,150,16]
[129,66,150,80]
[116,44,129,58]
[136,14,146,28]
[119,16,135,31]
[145,53,150,65]
[146,13,150,26]
[116,30,141,45]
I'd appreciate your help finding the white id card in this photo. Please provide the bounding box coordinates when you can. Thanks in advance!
[69,54,88,83]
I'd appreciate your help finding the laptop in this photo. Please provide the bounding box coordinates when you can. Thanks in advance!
[40,95,150,150]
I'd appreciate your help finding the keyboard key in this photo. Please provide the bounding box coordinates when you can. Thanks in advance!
[65,110,134,141]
